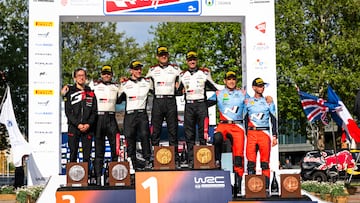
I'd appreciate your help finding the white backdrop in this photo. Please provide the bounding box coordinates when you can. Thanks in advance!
[28,0,277,185]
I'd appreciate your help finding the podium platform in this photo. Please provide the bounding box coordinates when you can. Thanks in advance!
[229,195,315,203]
[56,186,135,203]
[56,170,232,203]
[55,170,317,203]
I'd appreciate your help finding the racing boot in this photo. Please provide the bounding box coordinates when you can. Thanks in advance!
[96,176,101,186]
[144,160,152,170]
[234,173,242,198]
[265,176,270,197]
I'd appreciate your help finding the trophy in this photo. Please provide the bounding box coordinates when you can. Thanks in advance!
[245,174,266,198]
[280,174,301,198]
[154,146,175,170]
[66,162,88,187]
[108,161,131,186]
[193,145,215,169]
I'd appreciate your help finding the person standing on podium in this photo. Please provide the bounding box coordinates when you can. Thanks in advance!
[63,68,97,166]
[177,51,222,168]
[208,71,248,197]
[62,65,122,186]
[244,77,278,194]
[90,65,122,186]
[119,60,153,171]
[146,46,182,167]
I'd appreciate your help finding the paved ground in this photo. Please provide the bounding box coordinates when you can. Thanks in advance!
[348,186,360,203]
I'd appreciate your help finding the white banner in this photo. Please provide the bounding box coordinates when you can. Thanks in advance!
[0,86,32,167]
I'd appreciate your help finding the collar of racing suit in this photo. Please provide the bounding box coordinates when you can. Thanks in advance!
[188,67,198,75]
[129,77,143,83]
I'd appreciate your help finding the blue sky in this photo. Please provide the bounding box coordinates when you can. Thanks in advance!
[117,22,158,45]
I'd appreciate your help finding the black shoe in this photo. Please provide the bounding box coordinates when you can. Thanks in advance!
[188,161,193,169]
[215,160,221,169]
[144,160,152,170]
[96,177,101,186]
[266,189,270,198]
[176,161,181,169]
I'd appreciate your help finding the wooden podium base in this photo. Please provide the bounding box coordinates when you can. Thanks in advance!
[153,146,175,170]
[108,161,131,186]
[193,145,215,169]
[66,162,88,187]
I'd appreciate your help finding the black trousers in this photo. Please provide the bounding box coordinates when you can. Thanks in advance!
[184,102,208,163]
[94,114,119,177]
[124,111,151,163]
[68,127,93,163]
[151,98,179,159]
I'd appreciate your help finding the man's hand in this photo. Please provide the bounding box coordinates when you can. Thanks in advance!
[265,96,273,104]
[82,124,90,132]
[119,77,127,83]
[202,67,211,72]
[78,124,90,132]
[61,85,69,96]
[272,136,278,147]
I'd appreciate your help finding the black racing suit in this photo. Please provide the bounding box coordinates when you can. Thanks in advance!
[90,80,121,179]
[177,68,220,165]
[119,77,152,167]
[64,85,97,164]
[146,63,181,161]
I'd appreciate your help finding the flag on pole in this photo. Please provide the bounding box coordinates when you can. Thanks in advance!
[0,85,32,167]
[297,87,339,125]
[327,85,360,143]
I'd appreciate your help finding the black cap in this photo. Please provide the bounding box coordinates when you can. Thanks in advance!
[101,65,113,74]
[157,46,169,55]
[252,77,268,86]
[225,71,236,79]
[129,60,143,70]
[186,51,198,60]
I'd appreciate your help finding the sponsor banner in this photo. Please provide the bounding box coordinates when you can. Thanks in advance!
[34,21,54,27]
[104,0,201,15]
[136,170,232,203]
[201,0,249,16]
[243,2,278,172]
[34,89,54,95]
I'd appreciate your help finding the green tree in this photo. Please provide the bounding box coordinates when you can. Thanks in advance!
[0,0,28,149]
[145,22,242,83]
[276,0,360,149]
[61,22,143,84]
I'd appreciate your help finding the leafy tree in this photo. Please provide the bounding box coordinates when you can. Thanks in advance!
[276,0,360,149]
[145,22,242,84]
[61,22,143,84]
[0,0,28,150]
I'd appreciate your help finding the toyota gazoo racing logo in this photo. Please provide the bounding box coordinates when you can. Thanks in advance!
[104,0,201,14]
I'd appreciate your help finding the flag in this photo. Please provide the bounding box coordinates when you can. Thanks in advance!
[298,88,339,125]
[0,85,32,167]
[327,85,360,143]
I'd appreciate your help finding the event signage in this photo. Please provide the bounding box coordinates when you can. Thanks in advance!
[104,0,201,15]
[28,2,278,199]
[135,170,232,203]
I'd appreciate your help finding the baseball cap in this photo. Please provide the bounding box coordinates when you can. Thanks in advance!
[157,46,169,55]
[186,51,198,60]
[129,60,143,70]
[101,65,113,74]
[252,77,268,86]
[225,71,236,79]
